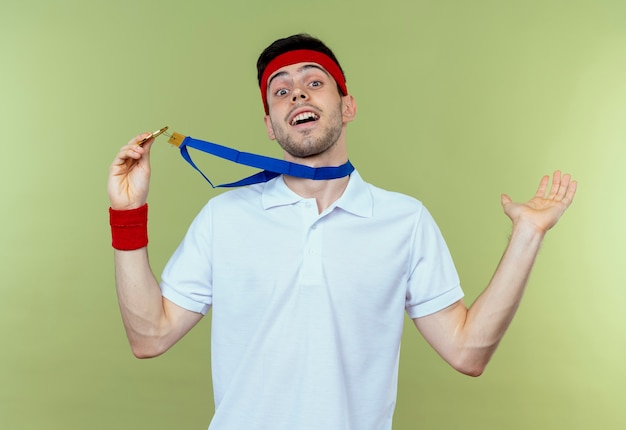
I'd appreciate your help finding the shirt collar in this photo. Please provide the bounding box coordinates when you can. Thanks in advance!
[262,170,372,218]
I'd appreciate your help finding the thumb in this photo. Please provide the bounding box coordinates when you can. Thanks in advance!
[141,138,154,157]
[501,193,512,207]
[134,137,155,165]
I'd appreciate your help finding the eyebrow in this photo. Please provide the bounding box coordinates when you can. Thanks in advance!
[267,64,330,89]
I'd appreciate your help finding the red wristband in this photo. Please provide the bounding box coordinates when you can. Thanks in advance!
[109,204,148,250]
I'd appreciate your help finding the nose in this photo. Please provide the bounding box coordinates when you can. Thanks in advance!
[291,87,308,103]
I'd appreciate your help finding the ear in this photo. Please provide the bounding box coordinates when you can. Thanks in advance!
[341,95,357,123]
[263,115,276,140]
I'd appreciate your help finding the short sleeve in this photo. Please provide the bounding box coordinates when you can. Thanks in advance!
[160,203,214,315]
[405,208,464,318]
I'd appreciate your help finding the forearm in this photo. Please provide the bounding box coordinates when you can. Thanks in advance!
[114,248,169,357]
[460,222,545,367]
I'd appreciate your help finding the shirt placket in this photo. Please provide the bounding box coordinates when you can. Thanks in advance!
[298,199,324,286]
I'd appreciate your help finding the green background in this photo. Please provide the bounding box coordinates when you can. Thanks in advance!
[2,0,625,428]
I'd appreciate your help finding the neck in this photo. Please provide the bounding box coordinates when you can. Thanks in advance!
[280,130,350,212]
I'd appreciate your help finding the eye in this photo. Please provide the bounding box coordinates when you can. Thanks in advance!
[309,80,322,88]
[275,88,289,97]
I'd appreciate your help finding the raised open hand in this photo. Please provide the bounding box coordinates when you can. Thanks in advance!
[501,171,577,234]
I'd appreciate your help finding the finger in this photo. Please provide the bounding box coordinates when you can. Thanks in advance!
[534,174,550,198]
[110,146,150,180]
[554,172,571,200]
[545,170,562,199]
[129,132,152,146]
[562,179,578,206]
[133,132,155,159]
[140,137,155,153]
[113,144,144,166]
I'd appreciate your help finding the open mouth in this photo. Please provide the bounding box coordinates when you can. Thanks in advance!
[290,111,320,126]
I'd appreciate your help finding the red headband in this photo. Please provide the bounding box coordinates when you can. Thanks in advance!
[260,49,348,114]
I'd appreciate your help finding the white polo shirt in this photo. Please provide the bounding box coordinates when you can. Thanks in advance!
[160,170,463,430]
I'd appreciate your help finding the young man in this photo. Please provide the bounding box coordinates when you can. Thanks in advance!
[107,34,577,429]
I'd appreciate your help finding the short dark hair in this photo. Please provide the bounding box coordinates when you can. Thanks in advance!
[256,33,346,87]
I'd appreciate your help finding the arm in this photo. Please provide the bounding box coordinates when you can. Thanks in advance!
[414,171,577,376]
[108,134,203,359]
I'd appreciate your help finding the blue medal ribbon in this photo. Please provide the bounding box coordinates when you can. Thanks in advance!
[168,133,354,188]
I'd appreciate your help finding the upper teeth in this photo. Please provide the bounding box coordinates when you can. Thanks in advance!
[291,112,319,125]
